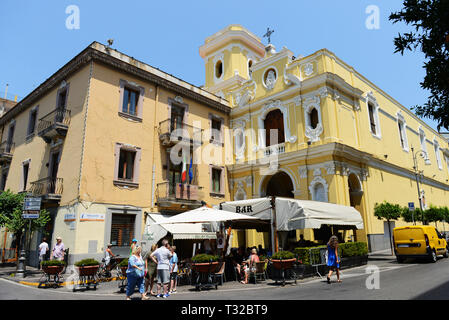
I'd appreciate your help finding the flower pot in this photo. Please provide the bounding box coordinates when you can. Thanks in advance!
[191,262,218,273]
[42,265,64,275]
[271,258,296,270]
[76,265,99,276]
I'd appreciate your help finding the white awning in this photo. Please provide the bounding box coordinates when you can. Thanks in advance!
[153,206,261,224]
[147,213,216,241]
[219,197,364,231]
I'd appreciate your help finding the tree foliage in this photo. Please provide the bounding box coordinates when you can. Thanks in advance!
[0,190,50,249]
[390,0,449,130]
[374,202,403,221]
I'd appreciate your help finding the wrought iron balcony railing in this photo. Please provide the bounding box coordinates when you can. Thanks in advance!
[158,119,203,146]
[156,181,200,203]
[30,177,63,197]
[37,108,71,142]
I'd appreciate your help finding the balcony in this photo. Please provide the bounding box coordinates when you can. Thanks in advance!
[261,143,286,157]
[158,119,202,147]
[0,142,14,164]
[30,177,63,202]
[37,108,71,143]
[156,181,202,210]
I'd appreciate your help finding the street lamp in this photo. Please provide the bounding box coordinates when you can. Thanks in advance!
[411,146,431,224]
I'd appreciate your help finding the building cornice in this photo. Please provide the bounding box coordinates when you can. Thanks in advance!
[1,42,231,126]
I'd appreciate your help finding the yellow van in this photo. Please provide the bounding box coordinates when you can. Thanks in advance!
[393,226,448,263]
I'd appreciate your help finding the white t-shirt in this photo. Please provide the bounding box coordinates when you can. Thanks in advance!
[39,242,49,256]
[152,247,172,270]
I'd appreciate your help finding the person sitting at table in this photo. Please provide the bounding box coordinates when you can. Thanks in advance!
[240,260,249,284]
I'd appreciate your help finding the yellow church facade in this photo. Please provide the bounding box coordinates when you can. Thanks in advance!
[199,25,449,252]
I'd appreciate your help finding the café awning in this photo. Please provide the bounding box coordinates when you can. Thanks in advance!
[219,197,364,231]
[153,206,263,225]
[147,213,217,240]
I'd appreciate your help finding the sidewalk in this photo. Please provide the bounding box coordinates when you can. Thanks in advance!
[0,252,395,292]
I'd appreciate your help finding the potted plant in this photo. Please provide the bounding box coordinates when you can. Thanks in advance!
[118,258,128,276]
[41,259,65,275]
[74,258,100,276]
[191,254,219,273]
[271,251,296,270]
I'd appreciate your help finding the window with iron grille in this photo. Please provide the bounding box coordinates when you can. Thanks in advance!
[110,214,135,247]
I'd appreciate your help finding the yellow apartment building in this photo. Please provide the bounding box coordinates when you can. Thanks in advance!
[0,42,231,265]
[199,25,449,252]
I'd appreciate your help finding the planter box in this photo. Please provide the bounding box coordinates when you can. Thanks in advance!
[191,262,218,273]
[42,265,64,275]
[76,265,99,276]
[271,259,296,270]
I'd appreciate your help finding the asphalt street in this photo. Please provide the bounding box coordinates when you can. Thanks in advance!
[1,255,449,300]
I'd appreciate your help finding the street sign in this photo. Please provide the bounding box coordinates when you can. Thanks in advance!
[23,197,41,211]
[408,202,415,211]
[22,211,40,219]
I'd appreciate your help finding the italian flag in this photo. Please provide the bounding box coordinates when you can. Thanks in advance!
[181,153,187,183]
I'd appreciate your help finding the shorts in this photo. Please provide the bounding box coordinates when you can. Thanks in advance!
[170,272,178,281]
[157,269,170,284]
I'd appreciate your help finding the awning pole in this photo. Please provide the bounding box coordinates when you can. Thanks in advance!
[270,196,278,253]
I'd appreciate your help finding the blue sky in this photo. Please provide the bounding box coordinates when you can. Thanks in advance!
[0,0,441,131]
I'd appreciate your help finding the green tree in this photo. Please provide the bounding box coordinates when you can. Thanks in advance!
[390,0,449,130]
[425,205,444,228]
[0,190,50,261]
[374,202,403,254]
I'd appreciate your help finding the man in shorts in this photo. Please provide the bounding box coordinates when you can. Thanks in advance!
[150,239,172,298]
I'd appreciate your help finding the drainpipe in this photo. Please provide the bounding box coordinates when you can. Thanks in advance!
[151,85,160,212]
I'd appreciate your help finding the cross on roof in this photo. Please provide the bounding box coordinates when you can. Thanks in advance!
[263,27,274,44]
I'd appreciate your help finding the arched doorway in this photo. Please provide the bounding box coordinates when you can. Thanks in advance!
[264,171,294,198]
[262,171,295,250]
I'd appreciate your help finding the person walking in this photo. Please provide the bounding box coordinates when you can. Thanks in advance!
[150,239,172,298]
[143,244,158,297]
[38,238,49,269]
[326,235,341,284]
[169,246,178,294]
[126,246,148,300]
[130,238,138,257]
[50,236,65,261]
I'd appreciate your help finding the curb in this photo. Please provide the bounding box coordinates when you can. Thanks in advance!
[15,276,126,287]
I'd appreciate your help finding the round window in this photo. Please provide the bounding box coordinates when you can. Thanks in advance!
[263,68,277,89]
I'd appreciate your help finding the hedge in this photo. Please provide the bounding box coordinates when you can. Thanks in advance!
[41,260,65,267]
[339,242,368,257]
[192,254,219,263]
[293,246,326,265]
[293,242,368,265]
[271,251,295,260]
[74,258,100,267]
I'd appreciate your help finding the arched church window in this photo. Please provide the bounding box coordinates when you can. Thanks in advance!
[264,109,285,147]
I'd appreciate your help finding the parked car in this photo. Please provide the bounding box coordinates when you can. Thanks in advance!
[393,226,448,263]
